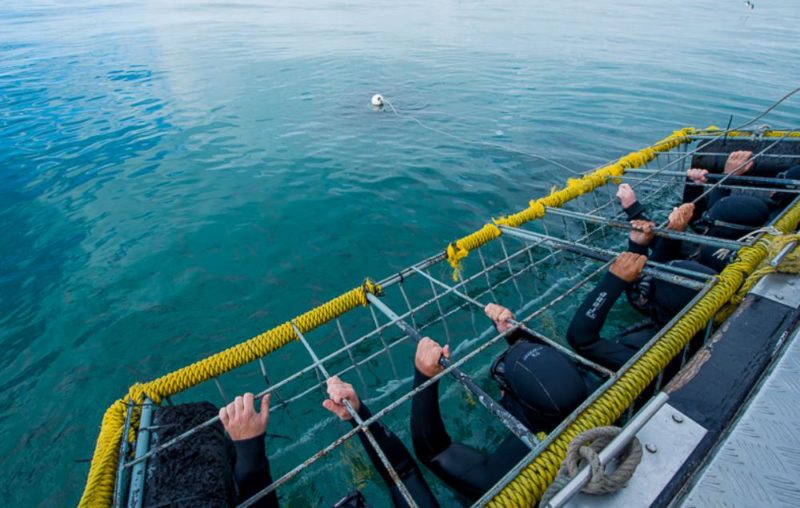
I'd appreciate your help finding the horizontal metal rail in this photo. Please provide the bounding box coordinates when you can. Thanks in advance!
[669,151,800,159]
[499,226,712,290]
[543,206,746,251]
[689,133,800,141]
[625,168,800,188]
[620,175,800,195]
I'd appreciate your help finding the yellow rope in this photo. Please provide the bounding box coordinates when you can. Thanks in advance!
[80,126,799,506]
[487,202,800,507]
[715,234,800,322]
[445,127,696,279]
[78,280,382,508]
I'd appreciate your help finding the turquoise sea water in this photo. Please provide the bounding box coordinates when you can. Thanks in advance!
[2,0,800,505]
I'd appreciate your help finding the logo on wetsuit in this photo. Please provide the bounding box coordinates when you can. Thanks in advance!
[585,291,607,320]
[521,345,544,362]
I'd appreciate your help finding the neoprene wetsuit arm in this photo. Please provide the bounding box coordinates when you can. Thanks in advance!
[350,403,440,508]
[684,176,730,224]
[566,272,638,370]
[622,200,650,221]
[410,369,518,501]
[232,434,279,508]
[649,235,683,263]
[627,238,649,256]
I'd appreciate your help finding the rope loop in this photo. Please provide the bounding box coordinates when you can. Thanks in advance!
[540,426,642,506]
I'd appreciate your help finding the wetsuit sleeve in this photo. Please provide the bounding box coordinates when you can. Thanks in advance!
[627,238,650,256]
[622,200,650,221]
[649,234,683,263]
[350,404,439,508]
[566,272,638,370]
[684,177,729,223]
[232,434,279,508]
[410,369,499,500]
[683,179,706,223]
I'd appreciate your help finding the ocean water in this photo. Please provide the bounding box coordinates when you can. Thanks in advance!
[2,0,800,505]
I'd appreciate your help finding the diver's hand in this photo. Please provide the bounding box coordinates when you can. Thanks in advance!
[219,392,270,441]
[724,150,754,175]
[616,184,637,209]
[415,338,450,378]
[610,252,647,283]
[667,203,694,232]
[687,168,708,183]
[629,220,656,246]
[485,303,515,333]
[322,376,360,420]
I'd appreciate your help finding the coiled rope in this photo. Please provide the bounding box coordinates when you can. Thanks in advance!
[539,426,643,507]
[487,200,800,507]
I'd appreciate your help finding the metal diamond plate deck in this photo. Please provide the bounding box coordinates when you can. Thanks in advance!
[681,327,800,508]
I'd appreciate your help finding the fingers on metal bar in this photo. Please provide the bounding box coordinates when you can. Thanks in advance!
[413,265,614,378]
[289,322,419,508]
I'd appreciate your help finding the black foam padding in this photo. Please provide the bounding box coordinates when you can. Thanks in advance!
[143,402,236,508]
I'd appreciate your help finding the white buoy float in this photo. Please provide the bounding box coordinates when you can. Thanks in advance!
[371,94,384,108]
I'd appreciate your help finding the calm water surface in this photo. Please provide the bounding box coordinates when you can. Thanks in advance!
[2,0,799,505]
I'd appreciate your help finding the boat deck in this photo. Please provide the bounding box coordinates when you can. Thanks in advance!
[680,321,800,508]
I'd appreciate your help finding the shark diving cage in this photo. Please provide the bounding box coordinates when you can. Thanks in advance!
[80,126,800,508]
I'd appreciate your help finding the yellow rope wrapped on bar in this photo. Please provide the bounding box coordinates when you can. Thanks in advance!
[79,124,755,505]
[488,202,800,507]
[79,280,382,508]
[716,233,800,322]
[445,127,695,276]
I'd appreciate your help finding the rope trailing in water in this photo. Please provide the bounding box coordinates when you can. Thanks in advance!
[79,280,382,508]
[487,200,800,507]
[715,233,800,322]
[539,426,643,507]
[445,127,696,279]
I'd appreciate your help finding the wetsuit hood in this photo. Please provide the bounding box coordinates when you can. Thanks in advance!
[496,342,586,432]
[707,196,769,239]
[650,260,716,325]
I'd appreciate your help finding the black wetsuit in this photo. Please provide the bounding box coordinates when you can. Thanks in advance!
[232,433,279,508]
[233,403,438,508]
[410,367,529,502]
[409,328,585,502]
[566,270,654,371]
[566,205,689,371]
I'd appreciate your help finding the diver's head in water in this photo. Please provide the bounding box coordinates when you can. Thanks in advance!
[649,260,717,325]
[704,195,769,239]
[491,341,586,432]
